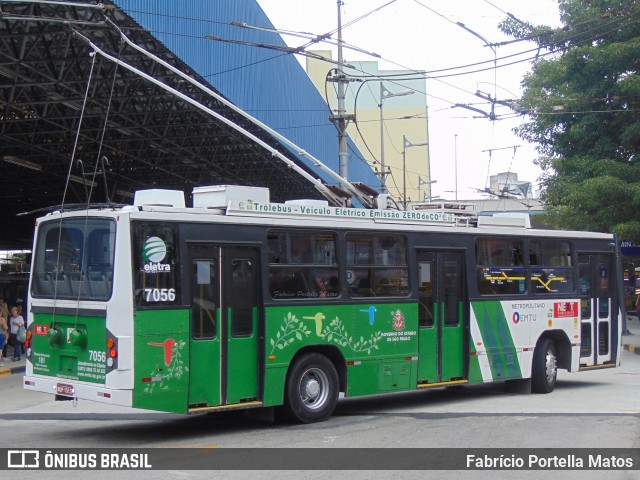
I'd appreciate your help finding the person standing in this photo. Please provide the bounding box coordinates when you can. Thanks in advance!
[0,313,8,363]
[0,297,8,323]
[16,303,25,354]
[1,298,9,359]
[8,306,25,361]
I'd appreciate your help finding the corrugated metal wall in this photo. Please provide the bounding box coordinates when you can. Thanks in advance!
[115,0,379,191]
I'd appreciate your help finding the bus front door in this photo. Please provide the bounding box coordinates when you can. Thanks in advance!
[579,253,615,367]
[188,244,261,410]
[416,250,467,386]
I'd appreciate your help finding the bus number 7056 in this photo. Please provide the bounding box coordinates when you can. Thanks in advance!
[144,288,176,302]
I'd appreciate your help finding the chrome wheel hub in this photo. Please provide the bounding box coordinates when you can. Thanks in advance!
[299,367,329,410]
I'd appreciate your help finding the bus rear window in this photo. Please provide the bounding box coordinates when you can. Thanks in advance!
[31,218,116,301]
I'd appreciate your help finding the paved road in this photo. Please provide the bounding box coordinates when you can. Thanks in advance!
[1,352,639,479]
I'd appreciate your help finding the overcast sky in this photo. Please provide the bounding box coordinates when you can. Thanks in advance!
[256,0,561,200]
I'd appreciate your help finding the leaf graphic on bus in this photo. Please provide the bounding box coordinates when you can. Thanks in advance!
[269,312,312,354]
[319,317,382,354]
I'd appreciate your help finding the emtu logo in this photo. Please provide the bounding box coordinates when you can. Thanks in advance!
[512,312,520,324]
[142,237,167,263]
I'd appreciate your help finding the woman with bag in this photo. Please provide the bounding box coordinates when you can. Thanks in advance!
[9,306,25,362]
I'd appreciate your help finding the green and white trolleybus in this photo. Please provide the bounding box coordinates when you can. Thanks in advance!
[24,185,623,423]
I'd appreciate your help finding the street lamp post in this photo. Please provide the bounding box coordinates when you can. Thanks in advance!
[379,84,414,193]
[418,177,437,202]
[402,135,429,208]
[454,133,458,201]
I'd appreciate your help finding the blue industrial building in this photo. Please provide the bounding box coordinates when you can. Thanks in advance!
[0,0,378,246]
[116,0,377,187]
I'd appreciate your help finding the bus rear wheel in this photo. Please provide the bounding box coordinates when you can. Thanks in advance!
[532,337,557,394]
[283,353,339,423]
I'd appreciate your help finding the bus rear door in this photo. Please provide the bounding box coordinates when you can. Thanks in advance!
[416,249,468,386]
[579,253,615,367]
[187,244,261,410]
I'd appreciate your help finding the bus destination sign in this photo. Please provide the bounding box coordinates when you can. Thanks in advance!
[227,200,455,224]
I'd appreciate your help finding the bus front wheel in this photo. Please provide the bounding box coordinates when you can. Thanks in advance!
[531,337,557,394]
[283,353,339,423]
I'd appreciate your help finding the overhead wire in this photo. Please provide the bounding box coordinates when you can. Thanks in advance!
[9,1,635,205]
[122,1,640,202]
[341,8,640,140]
[231,8,637,126]
[117,3,525,108]
[111,2,640,115]
[100,2,640,194]
[120,2,638,80]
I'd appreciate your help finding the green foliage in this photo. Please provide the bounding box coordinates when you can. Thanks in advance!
[501,1,640,237]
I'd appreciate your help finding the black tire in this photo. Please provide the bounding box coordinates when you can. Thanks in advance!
[531,337,557,394]
[283,353,339,423]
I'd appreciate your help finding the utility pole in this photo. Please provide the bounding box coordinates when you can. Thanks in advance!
[332,0,353,190]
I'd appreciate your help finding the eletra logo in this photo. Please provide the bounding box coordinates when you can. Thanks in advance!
[141,237,171,272]
[142,237,166,263]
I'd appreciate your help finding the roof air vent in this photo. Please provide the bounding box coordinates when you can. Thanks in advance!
[133,189,185,208]
[193,185,270,208]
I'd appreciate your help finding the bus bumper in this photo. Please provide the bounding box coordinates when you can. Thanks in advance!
[24,375,133,407]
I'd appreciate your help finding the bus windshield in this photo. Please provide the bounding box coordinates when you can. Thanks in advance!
[31,217,116,301]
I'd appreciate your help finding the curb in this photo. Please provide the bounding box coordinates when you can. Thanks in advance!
[622,343,640,355]
[0,364,26,377]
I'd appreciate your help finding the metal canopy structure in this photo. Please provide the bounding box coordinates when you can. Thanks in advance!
[0,1,340,248]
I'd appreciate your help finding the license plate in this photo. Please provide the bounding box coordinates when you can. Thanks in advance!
[56,383,75,397]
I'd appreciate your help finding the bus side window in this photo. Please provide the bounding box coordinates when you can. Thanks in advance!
[530,240,574,295]
[268,230,339,300]
[475,238,525,295]
[347,234,408,298]
[192,260,216,339]
[418,261,435,327]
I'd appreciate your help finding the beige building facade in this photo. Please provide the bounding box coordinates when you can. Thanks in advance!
[306,52,433,203]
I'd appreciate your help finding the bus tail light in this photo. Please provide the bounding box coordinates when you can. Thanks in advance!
[107,338,117,359]
[106,335,118,369]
